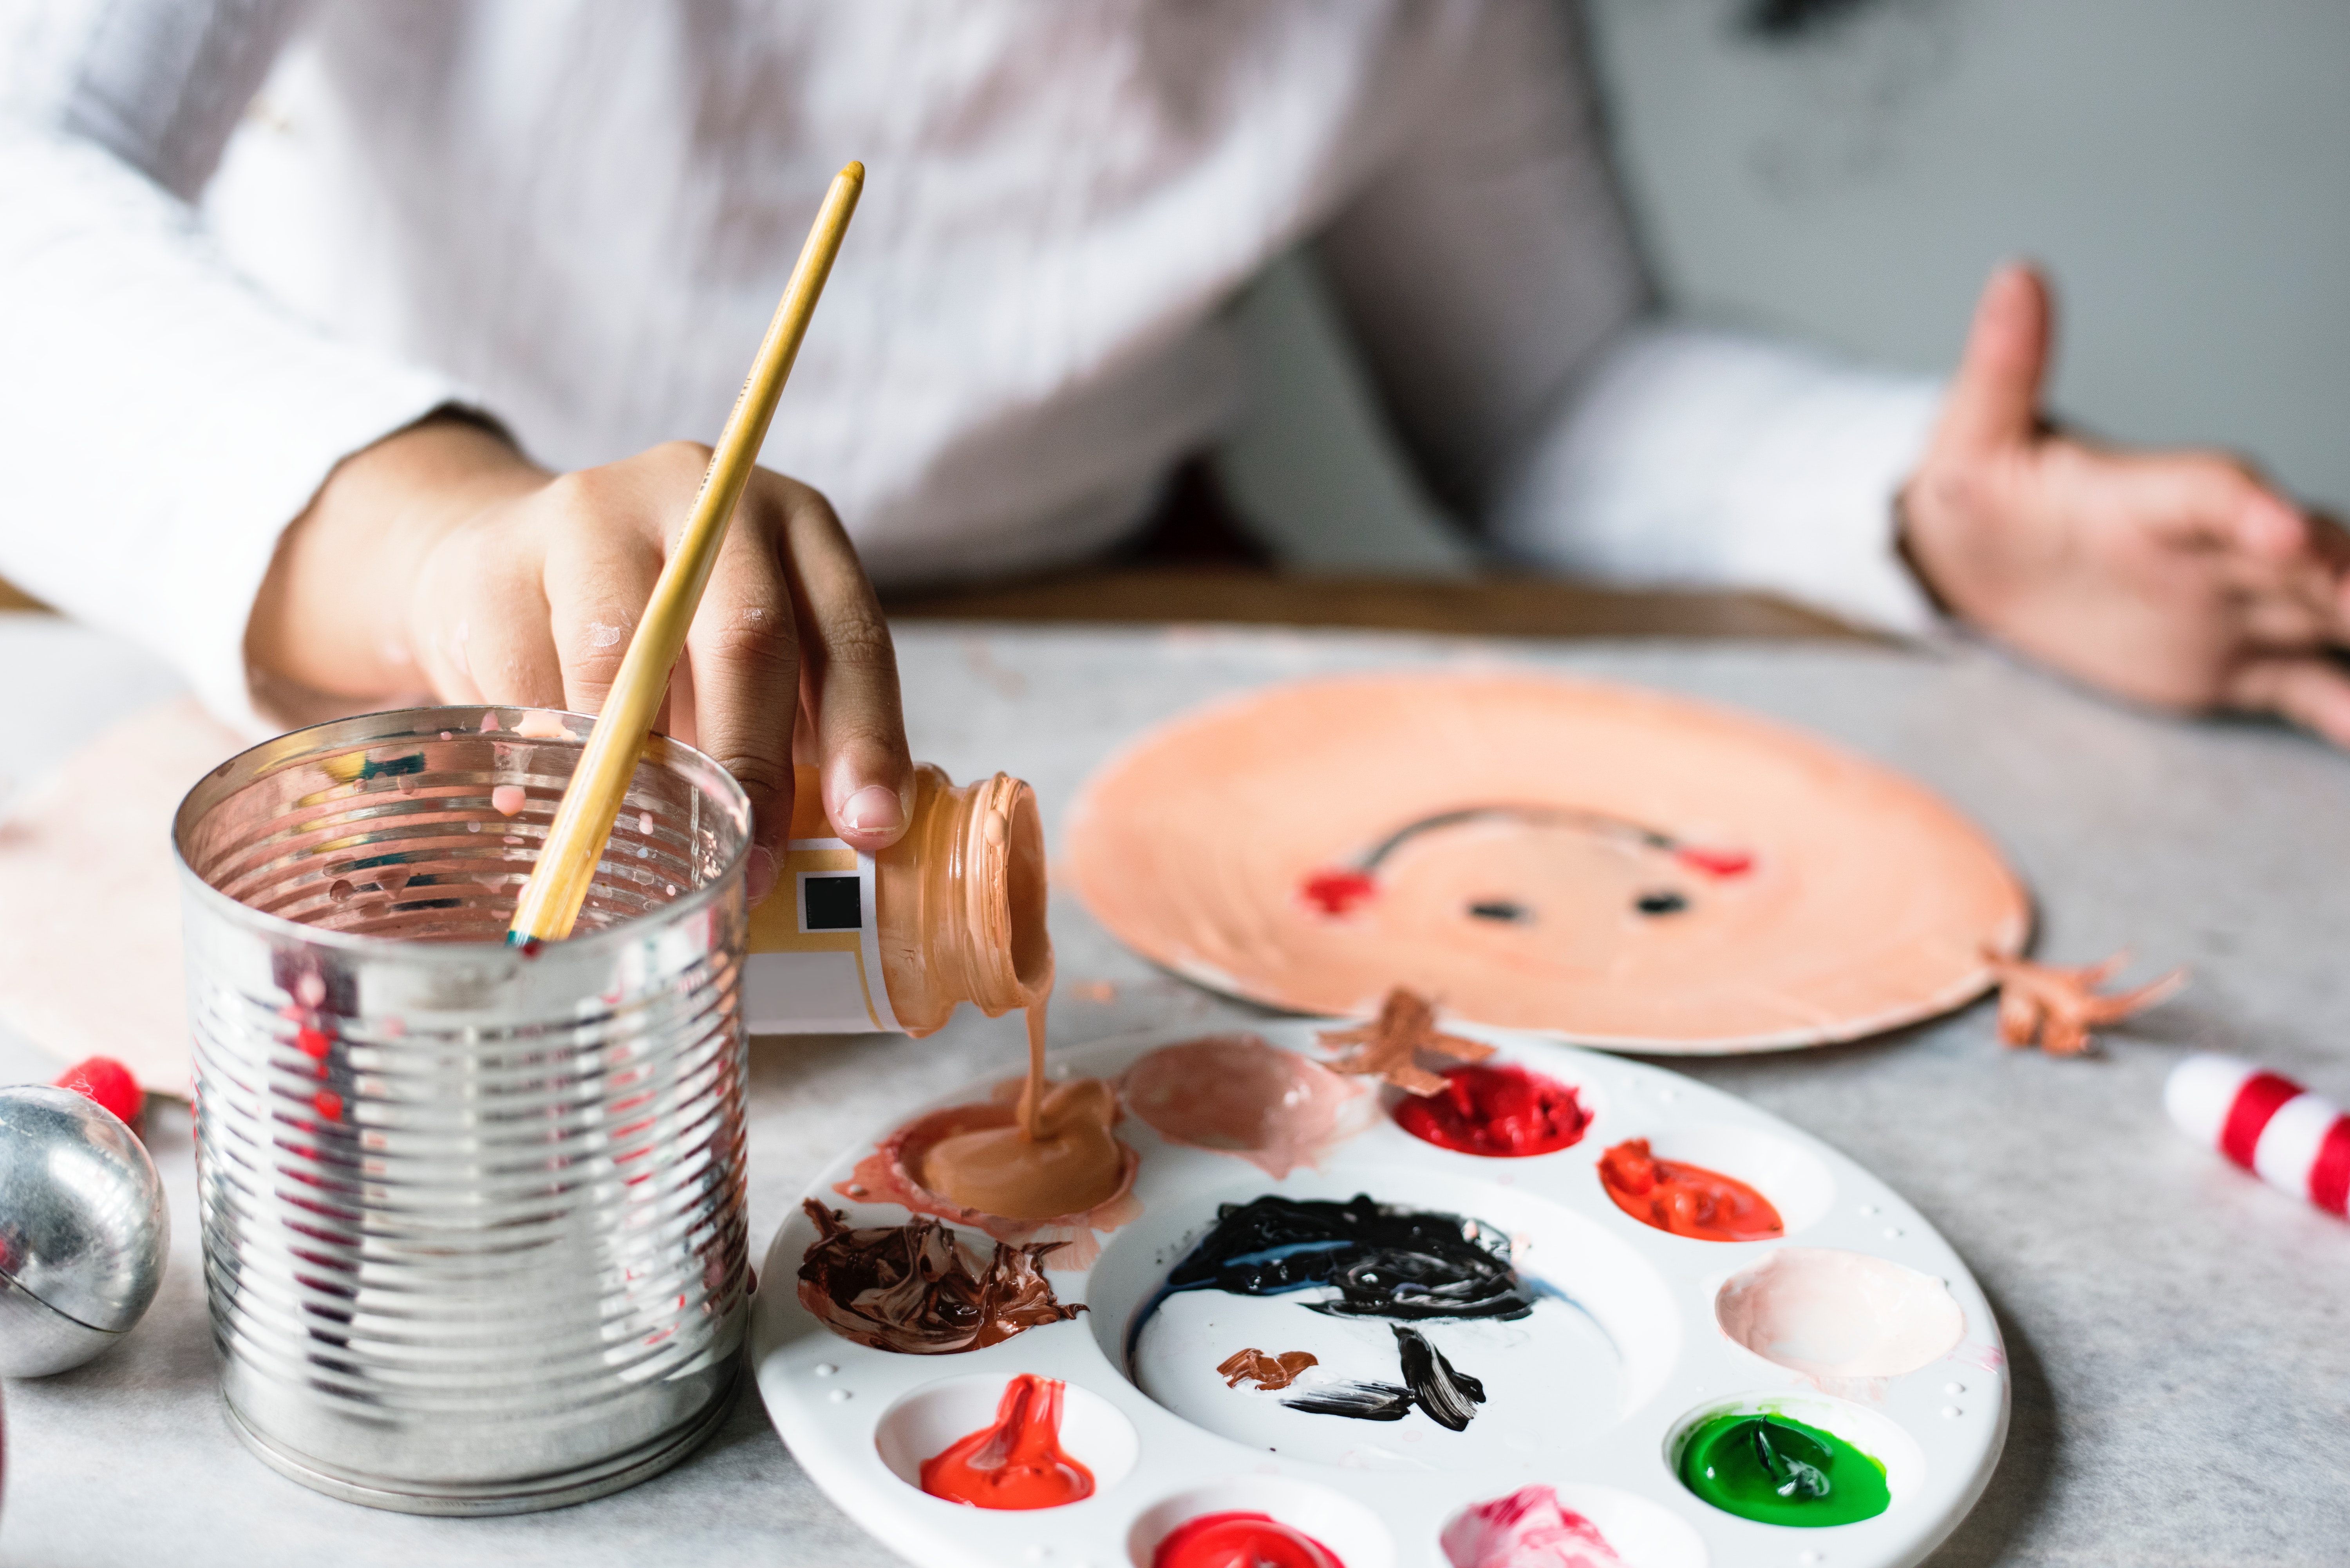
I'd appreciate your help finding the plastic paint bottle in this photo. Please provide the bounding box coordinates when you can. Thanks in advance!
[743,763,1049,1036]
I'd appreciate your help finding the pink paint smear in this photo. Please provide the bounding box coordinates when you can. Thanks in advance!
[1441,1487,1623,1568]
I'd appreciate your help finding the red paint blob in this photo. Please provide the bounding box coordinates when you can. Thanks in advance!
[1597,1138,1783,1242]
[54,1055,143,1134]
[1301,870,1377,917]
[1394,1062,1590,1157]
[918,1374,1095,1511]
[1154,1512,1346,1568]
[1674,845,1753,877]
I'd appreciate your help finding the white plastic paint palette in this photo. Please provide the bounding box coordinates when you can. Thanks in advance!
[752,1022,2008,1568]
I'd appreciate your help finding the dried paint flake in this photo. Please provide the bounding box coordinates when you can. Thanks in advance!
[1316,986,1493,1095]
[1217,1348,1319,1391]
[1983,948,2185,1056]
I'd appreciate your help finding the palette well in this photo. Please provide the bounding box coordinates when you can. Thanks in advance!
[751,1022,2008,1568]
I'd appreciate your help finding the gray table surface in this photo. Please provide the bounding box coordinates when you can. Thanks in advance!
[4,615,2348,1567]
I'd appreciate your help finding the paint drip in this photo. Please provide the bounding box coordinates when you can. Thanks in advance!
[1677,1411,1889,1527]
[1441,1485,1625,1568]
[1394,1062,1591,1158]
[1153,1512,1346,1568]
[917,1374,1094,1510]
[1139,1194,1535,1430]
[1596,1138,1782,1241]
[1122,1033,1369,1176]
[490,784,527,816]
[1217,1348,1319,1390]
[916,1076,1129,1221]
[794,1199,1083,1354]
[838,1084,1141,1270]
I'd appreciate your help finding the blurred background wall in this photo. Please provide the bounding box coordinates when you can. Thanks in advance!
[1218,0,2350,573]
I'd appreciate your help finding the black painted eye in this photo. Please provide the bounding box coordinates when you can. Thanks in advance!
[1635,891,1688,916]
[1468,900,1528,923]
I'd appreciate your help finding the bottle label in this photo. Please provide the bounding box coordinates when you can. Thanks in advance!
[743,834,901,1034]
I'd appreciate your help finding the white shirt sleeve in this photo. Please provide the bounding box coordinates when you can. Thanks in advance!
[1489,325,1947,635]
[1318,0,1945,636]
[0,0,466,736]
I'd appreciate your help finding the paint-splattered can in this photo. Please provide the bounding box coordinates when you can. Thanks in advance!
[172,706,751,1514]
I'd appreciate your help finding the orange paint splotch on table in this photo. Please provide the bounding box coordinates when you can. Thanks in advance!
[1984,948,2184,1055]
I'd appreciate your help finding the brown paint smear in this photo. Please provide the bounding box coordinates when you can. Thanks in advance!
[1217,1348,1320,1390]
[794,1198,1084,1354]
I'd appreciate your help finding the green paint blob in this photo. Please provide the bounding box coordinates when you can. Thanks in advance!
[1676,1412,1891,1528]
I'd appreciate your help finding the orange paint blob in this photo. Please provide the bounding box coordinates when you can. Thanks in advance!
[1597,1138,1782,1242]
[1154,1512,1346,1568]
[918,1374,1094,1510]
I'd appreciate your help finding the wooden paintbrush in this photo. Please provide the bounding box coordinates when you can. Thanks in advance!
[507,160,864,945]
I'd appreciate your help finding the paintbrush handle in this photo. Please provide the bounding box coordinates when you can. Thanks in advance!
[509,161,864,944]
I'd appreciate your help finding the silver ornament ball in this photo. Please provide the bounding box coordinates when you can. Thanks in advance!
[0,1084,169,1377]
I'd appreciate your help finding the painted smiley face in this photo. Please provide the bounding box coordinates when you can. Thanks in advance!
[1301,804,1752,938]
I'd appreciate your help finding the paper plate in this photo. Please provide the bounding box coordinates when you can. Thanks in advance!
[1061,672,2028,1053]
[752,1022,2010,1568]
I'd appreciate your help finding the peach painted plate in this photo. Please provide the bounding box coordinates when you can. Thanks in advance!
[1063,671,2030,1053]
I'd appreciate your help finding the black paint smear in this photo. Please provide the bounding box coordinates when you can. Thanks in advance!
[1635,890,1688,916]
[1159,1194,1537,1323]
[1468,900,1528,923]
[1394,1325,1486,1431]
[1282,1380,1412,1422]
[1271,1328,1489,1430]
[1144,1196,1532,1432]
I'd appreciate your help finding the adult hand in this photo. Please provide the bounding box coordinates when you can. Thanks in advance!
[1900,264,2350,746]
[248,414,914,904]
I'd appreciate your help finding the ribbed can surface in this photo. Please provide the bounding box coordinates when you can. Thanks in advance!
[174,707,752,1513]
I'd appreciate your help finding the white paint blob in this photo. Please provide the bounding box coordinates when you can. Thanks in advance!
[1716,1246,1965,1381]
[491,785,528,816]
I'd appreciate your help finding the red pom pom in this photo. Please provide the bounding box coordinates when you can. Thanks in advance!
[54,1055,145,1135]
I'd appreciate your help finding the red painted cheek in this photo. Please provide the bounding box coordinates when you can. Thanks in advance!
[1394,1063,1591,1157]
[1675,847,1753,878]
[1300,870,1377,917]
[1153,1512,1347,1568]
[919,1375,1094,1510]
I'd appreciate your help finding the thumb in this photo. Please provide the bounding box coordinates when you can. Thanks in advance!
[1936,262,2053,454]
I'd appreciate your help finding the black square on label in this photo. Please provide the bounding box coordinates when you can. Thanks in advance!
[801,873,862,931]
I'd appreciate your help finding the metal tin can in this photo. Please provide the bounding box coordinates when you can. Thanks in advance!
[174,706,751,1514]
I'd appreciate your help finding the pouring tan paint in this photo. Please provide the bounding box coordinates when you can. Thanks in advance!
[745,764,1124,1219]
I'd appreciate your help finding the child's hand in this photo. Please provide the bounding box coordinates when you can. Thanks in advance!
[1901,264,2350,746]
[249,415,913,905]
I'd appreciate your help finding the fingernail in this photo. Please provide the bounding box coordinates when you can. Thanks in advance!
[843,784,905,836]
[745,844,778,905]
